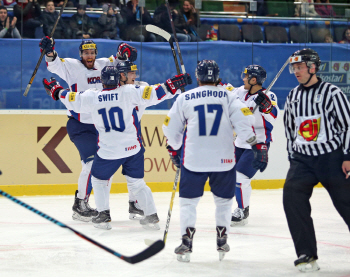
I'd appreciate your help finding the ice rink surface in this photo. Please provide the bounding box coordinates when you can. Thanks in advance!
[1,188,350,277]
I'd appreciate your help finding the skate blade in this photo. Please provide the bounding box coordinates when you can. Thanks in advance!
[177,253,190,262]
[142,223,160,231]
[296,261,320,272]
[230,218,248,227]
[129,213,144,221]
[219,252,225,261]
[93,222,112,230]
[72,213,92,222]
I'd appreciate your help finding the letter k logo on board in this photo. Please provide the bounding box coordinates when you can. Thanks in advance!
[37,127,72,174]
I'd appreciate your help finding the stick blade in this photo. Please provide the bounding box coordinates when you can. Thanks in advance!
[124,240,165,264]
[145,24,171,42]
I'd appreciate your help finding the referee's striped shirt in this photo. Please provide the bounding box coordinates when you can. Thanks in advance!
[284,77,350,158]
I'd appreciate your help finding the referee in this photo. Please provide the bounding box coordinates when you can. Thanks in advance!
[283,48,350,272]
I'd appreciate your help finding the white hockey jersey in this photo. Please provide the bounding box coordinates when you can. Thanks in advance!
[233,85,280,149]
[46,53,120,124]
[59,84,178,160]
[162,85,256,172]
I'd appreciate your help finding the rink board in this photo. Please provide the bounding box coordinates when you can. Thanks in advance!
[0,110,302,196]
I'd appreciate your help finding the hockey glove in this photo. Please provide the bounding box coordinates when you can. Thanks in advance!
[165,73,191,95]
[251,143,268,172]
[117,43,137,62]
[167,145,181,168]
[43,77,63,101]
[254,91,272,114]
[39,36,55,54]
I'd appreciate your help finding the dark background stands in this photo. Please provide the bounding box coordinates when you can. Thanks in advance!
[98,3,123,39]
[0,5,20,38]
[69,5,95,39]
[41,0,71,38]
[13,0,42,38]
[120,0,155,42]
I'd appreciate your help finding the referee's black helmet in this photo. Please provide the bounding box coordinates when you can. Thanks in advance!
[289,48,321,72]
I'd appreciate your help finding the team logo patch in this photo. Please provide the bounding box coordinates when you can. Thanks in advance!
[69,92,76,102]
[298,117,321,142]
[163,116,170,126]
[60,58,65,62]
[108,57,113,63]
[142,86,152,99]
[271,100,277,106]
[131,65,138,71]
[241,107,253,116]
[226,86,234,91]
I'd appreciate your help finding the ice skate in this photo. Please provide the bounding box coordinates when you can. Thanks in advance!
[294,254,320,272]
[129,201,144,220]
[216,226,230,261]
[175,227,196,262]
[140,213,160,230]
[72,190,98,222]
[230,206,249,226]
[92,210,112,230]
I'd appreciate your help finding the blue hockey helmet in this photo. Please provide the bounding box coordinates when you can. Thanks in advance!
[241,65,267,85]
[79,40,98,57]
[101,66,119,86]
[116,61,139,77]
[289,48,321,73]
[195,60,220,83]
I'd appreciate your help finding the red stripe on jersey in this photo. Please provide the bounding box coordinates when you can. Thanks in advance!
[262,115,267,143]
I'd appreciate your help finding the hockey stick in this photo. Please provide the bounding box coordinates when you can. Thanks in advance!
[23,0,69,97]
[145,24,185,92]
[0,189,164,264]
[252,57,290,113]
[165,0,186,74]
[145,168,180,246]
[145,24,181,75]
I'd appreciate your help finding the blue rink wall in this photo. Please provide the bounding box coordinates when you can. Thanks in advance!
[0,39,349,110]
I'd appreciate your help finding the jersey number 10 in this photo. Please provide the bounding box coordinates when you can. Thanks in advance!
[98,107,126,132]
[194,104,223,136]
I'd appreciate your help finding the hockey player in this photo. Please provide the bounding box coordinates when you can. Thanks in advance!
[116,60,184,220]
[230,65,280,226]
[284,48,350,272]
[162,60,268,262]
[39,37,139,222]
[43,66,192,230]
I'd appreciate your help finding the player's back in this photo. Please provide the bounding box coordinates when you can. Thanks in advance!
[175,85,237,172]
[89,85,143,160]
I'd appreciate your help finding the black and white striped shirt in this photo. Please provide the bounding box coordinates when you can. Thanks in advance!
[284,77,350,158]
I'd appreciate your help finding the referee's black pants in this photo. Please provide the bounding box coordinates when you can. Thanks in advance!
[283,148,350,259]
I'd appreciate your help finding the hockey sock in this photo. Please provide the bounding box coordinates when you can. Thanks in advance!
[77,160,93,200]
[91,176,110,212]
[125,176,156,216]
[179,197,201,236]
[213,195,233,232]
[235,171,252,208]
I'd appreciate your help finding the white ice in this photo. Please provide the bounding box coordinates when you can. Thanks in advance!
[1,189,350,277]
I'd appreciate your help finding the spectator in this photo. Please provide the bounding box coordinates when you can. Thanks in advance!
[41,0,71,39]
[13,0,42,38]
[0,6,21,38]
[69,5,95,39]
[315,0,336,18]
[178,0,201,42]
[324,34,333,43]
[98,4,123,40]
[339,27,350,44]
[153,0,191,42]
[294,0,318,17]
[120,0,155,42]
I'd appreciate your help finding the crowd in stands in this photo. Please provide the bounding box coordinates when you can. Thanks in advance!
[0,0,349,43]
